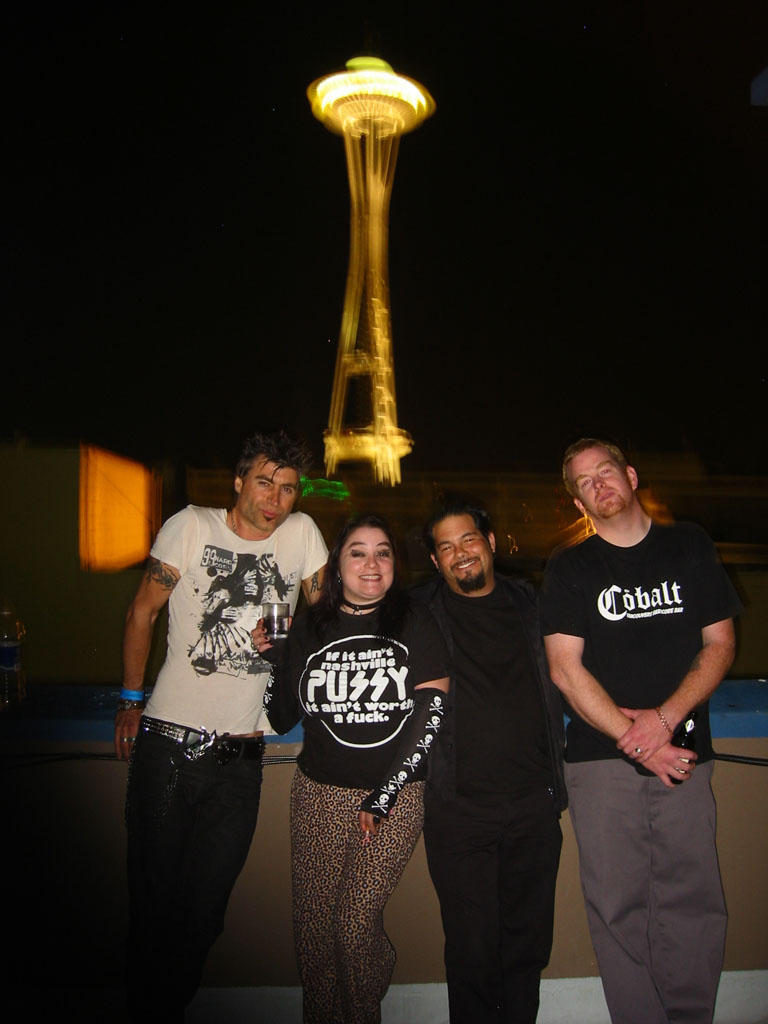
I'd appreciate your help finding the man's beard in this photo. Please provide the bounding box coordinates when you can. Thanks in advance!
[593,493,627,520]
[456,568,487,594]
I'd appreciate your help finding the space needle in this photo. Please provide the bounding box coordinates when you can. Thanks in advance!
[308,56,435,485]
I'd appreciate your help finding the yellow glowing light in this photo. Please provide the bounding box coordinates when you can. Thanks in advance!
[309,73,434,138]
[79,445,160,571]
[556,514,596,550]
[309,56,435,485]
[638,488,675,524]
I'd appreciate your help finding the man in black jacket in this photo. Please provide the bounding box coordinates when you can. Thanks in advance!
[413,499,566,1024]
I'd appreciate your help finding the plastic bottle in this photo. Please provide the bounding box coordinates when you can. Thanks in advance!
[0,597,26,708]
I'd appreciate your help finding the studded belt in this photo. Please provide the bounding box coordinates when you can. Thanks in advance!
[140,715,265,765]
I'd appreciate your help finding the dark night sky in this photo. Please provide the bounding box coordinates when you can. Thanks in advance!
[4,2,767,475]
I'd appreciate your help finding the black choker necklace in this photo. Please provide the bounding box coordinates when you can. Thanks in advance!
[342,595,385,615]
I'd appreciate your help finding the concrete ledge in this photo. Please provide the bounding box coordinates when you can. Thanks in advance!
[182,971,768,1023]
[7,971,766,1022]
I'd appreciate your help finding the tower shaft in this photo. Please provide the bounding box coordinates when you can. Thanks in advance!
[325,128,408,484]
[308,58,434,486]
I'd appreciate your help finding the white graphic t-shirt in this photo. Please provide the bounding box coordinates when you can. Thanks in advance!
[144,505,327,735]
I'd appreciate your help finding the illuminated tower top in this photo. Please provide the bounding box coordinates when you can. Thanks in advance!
[309,56,434,486]
[308,56,435,138]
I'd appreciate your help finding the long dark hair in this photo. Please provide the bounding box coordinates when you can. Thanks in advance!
[311,514,408,638]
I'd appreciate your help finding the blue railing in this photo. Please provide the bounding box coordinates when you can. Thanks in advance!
[2,681,767,769]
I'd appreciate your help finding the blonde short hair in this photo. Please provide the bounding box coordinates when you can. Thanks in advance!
[562,438,628,497]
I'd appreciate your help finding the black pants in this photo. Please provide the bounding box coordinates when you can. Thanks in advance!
[125,728,263,1022]
[424,788,562,1024]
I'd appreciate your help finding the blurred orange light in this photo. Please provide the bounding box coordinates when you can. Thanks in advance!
[78,445,160,571]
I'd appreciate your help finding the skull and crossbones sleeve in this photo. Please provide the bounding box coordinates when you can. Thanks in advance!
[359,686,446,819]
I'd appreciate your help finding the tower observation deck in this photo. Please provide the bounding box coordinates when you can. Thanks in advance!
[308,57,435,485]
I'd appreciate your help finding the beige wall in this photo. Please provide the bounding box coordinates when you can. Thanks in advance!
[3,447,766,988]
[5,737,766,992]
[209,738,768,985]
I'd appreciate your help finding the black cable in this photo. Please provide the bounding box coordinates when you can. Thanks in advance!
[2,751,300,769]
[714,751,768,767]
[3,750,766,769]
[1,752,119,769]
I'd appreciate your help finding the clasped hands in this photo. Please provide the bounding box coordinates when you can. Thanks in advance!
[617,706,696,789]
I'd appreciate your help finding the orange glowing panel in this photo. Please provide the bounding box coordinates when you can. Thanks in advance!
[78,445,160,571]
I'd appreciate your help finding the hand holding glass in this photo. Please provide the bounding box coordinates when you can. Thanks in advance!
[261,602,290,640]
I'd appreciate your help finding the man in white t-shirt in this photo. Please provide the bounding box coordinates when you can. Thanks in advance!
[114,430,327,1022]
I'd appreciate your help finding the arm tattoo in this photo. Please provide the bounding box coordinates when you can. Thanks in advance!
[146,556,179,591]
[309,571,321,595]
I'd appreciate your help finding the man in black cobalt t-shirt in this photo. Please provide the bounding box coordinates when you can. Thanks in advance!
[541,438,741,1024]
[414,499,567,1024]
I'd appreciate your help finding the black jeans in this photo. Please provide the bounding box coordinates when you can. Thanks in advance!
[424,788,562,1024]
[125,727,263,1022]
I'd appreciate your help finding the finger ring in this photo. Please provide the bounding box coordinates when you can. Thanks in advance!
[634,747,642,754]
[120,737,131,743]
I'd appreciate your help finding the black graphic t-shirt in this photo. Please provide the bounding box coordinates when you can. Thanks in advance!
[541,522,741,763]
[268,603,449,789]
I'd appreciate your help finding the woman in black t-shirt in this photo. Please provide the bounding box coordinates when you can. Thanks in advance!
[255,515,449,1024]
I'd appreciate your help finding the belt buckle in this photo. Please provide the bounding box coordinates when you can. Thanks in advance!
[179,729,216,763]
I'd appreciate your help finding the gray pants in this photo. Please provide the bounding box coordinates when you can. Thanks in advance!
[565,758,727,1024]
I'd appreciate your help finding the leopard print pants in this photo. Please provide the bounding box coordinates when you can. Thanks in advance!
[290,767,425,1024]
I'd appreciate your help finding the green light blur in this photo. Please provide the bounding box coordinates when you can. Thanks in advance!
[300,476,351,501]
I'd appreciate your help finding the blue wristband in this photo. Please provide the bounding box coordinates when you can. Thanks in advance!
[120,688,144,701]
